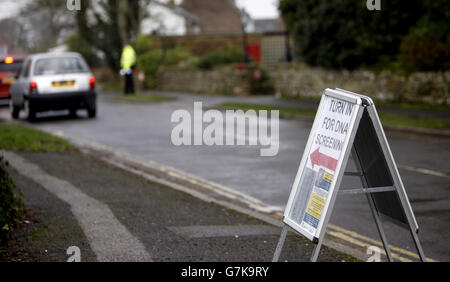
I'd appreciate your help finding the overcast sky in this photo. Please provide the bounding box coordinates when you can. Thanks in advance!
[0,0,28,20]
[235,0,279,19]
[0,0,280,21]
[170,0,280,19]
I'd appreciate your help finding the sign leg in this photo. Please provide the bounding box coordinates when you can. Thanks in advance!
[310,241,322,262]
[351,147,394,262]
[364,193,394,262]
[272,225,288,262]
[410,228,427,262]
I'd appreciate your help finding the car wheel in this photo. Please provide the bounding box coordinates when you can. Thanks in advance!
[69,108,77,117]
[24,99,36,122]
[87,107,96,118]
[9,99,19,119]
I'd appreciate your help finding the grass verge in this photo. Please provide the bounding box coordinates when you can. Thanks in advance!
[0,123,75,152]
[378,113,450,130]
[285,96,450,112]
[0,156,24,239]
[113,93,176,103]
[216,102,450,130]
[373,100,450,112]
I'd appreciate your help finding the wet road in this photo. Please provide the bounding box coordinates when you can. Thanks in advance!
[1,91,449,261]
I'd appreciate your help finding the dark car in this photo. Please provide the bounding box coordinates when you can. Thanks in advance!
[0,56,24,100]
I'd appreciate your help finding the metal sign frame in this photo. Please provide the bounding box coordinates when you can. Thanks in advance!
[273,88,426,262]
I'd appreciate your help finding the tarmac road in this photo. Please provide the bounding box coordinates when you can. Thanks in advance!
[1,91,448,261]
[4,150,354,262]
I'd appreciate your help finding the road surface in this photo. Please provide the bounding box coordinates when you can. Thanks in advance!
[1,91,448,261]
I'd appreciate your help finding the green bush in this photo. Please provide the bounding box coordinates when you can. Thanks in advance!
[138,47,194,89]
[166,48,195,65]
[0,156,24,239]
[399,1,450,71]
[134,34,153,56]
[279,0,423,69]
[197,47,243,69]
[138,51,162,88]
[249,63,275,95]
[400,24,450,72]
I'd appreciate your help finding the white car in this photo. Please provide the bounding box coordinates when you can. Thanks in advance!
[9,52,97,121]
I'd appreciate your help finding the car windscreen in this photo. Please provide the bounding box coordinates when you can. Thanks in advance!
[33,57,89,76]
[0,62,23,73]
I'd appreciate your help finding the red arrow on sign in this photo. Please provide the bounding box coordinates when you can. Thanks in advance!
[310,148,338,171]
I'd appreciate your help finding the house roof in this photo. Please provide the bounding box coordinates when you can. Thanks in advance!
[253,19,282,33]
[180,0,242,33]
[153,0,201,25]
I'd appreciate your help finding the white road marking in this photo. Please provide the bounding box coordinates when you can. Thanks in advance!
[398,165,450,179]
[3,151,152,262]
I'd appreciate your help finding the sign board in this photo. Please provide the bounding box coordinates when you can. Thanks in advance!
[283,89,363,242]
[274,88,425,262]
[338,88,418,230]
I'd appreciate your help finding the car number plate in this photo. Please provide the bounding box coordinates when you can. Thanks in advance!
[52,80,75,87]
[2,77,15,84]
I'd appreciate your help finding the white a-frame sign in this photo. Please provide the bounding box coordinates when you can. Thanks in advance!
[273,88,426,262]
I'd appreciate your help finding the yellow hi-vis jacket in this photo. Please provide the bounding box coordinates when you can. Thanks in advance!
[120,45,137,70]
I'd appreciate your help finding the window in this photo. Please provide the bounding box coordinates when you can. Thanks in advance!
[33,57,89,76]
[20,60,31,78]
[0,61,23,73]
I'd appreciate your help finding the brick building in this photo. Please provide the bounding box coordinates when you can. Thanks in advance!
[180,0,242,34]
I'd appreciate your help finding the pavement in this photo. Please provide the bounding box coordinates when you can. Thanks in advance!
[0,90,448,262]
[1,150,356,262]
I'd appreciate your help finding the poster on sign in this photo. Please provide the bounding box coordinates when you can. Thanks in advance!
[283,89,363,241]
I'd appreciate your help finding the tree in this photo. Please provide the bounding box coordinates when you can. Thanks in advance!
[399,0,450,71]
[279,0,423,69]
[65,34,100,67]
[4,0,76,51]
[76,0,150,71]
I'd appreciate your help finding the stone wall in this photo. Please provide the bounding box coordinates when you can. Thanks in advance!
[272,63,450,104]
[157,66,250,96]
[157,63,450,104]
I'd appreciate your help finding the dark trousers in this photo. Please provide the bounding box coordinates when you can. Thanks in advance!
[124,73,134,94]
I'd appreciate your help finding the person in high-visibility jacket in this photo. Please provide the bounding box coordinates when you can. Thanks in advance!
[120,44,137,94]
